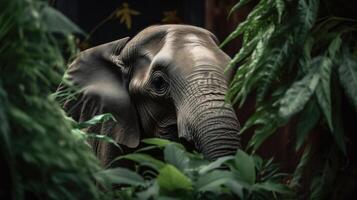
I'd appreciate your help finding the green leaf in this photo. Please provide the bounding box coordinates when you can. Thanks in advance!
[164,143,190,171]
[196,170,234,192]
[41,6,86,35]
[233,150,256,185]
[198,156,234,175]
[0,1,101,199]
[223,179,244,198]
[338,49,357,112]
[86,133,121,150]
[136,181,160,200]
[225,35,260,71]
[253,155,264,171]
[75,113,115,129]
[8,105,46,134]
[279,58,322,120]
[328,35,342,59]
[222,0,273,48]
[298,0,319,30]
[70,128,87,140]
[256,36,294,103]
[95,167,145,186]
[142,138,184,149]
[315,57,333,131]
[114,153,165,171]
[228,0,253,18]
[157,164,193,192]
[134,145,160,153]
[295,99,320,150]
[249,125,279,151]
[246,105,281,150]
[300,36,314,72]
[313,36,342,134]
[142,138,171,146]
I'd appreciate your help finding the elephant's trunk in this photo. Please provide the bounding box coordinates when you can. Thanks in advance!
[176,65,241,160]
[191,102,241,160]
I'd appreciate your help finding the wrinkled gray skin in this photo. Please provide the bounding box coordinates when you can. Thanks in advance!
[61,25,240,167]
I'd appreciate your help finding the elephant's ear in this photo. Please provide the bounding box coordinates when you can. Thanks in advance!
[61,37,141,149]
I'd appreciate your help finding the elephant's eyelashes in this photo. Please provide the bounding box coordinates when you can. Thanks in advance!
[149,71,169,96]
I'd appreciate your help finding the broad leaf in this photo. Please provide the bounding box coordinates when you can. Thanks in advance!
[142,138,184,149]
[223,179,244,199]
[157,164,193,192]
[233,150,256,185]
[198,156,234,175]
[338,49,357,112]
[313,36,342,133]
[164,143,191,171]
[41,6,85,35]
[142,138,171,147]
[279,58,321,120]
[134,145,160,153]
[315,57,333,131]
[295,99,320,150]
[95,167,144,186]
[115,153,165,171]
[327,35,342,60]
[196,170,234,192]
[136,181,160,200]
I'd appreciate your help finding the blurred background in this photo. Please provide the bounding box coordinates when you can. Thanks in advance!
[52,0,254,56]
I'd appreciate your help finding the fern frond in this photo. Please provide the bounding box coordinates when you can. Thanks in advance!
[221,0,275,48]
[228,0,254,18]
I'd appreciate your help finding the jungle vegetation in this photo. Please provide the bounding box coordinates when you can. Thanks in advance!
[0,0,356,199]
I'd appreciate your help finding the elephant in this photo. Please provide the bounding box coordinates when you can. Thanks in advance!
[60,25,241,167]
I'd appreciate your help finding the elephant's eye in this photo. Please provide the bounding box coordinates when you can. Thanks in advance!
[150,71,169,96]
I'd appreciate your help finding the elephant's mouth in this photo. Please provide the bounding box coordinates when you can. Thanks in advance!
[156,123,195,151]
[156,123,179,141]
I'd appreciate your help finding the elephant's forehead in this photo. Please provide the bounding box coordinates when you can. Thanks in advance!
[183,34,217,60]
[123,26,216,60]
[184,33,202,42]
[163,32,219,67]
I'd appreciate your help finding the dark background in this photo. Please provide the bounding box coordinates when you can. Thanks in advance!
[52,0,252,56]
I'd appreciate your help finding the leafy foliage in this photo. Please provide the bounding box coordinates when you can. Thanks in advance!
[224,0,357,198]
[0,0,103,199]
[104,138,291,200]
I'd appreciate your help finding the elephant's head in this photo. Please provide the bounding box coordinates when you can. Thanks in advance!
[62,25,240,166]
